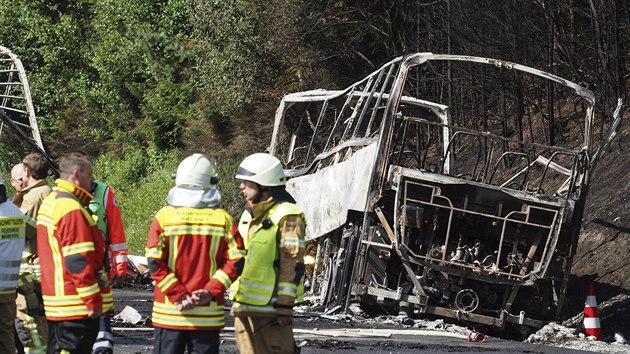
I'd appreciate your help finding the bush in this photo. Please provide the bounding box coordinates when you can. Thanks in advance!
[119,165,175,254]
[93,148,244,255]
[214,155,245,218]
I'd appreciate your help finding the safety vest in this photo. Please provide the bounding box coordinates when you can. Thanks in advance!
[0,201,26,297]
[88,181,108,237]
[234,202,304,306]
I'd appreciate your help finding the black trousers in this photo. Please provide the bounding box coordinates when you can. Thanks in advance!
[47,318,99,354]
[153,327,220,354]
[92,313,114,353]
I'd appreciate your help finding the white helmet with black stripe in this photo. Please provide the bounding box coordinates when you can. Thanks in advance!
[235,153,286,187]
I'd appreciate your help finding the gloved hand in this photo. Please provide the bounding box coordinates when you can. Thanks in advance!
[17,274,41,315]
[97,271,111,288]
[25,292,42,316]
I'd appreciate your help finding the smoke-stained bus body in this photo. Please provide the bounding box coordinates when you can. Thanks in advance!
[269,53,622,331]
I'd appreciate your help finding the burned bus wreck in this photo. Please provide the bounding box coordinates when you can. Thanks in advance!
[1,45,58,173]
[269,53,622,331]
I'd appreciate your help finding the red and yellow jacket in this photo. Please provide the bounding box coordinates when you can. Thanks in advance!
[36,179,113,321]
[146,205,244,330]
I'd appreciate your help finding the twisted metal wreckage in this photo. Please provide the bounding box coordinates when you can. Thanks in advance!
[269,53,623,331]
[0,46,58,174]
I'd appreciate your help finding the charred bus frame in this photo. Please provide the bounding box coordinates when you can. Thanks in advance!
[270,53,620,330]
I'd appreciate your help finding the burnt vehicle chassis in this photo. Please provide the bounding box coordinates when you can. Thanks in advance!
[269,53,622,331]
[1,45,58,172]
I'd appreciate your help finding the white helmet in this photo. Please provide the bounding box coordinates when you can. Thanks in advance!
[175,153,218,189]
[235,153,286,186]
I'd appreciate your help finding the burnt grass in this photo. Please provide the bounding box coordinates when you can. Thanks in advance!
[563,123,630,341]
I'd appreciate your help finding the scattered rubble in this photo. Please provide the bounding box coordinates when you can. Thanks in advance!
[613,333,626,345]
[117,244,630,354]
[526,322,630,353]
[295,301,630,353]
[111,285,630,353]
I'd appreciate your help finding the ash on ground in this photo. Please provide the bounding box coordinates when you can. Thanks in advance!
[295,301,630,354]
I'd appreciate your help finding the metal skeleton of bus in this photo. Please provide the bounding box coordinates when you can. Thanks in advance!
[269,53,622,330]
[0,45,58,173]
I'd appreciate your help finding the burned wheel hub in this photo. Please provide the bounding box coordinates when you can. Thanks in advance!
[454,289,479,313]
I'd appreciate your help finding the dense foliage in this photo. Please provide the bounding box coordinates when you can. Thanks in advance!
[1,0,628,251]
[2,0,627,155]
[92,149,243,253]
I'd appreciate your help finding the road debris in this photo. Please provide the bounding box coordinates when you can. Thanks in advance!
[526,322,630,353]
[114,306,143,325]
[467,330,486,342]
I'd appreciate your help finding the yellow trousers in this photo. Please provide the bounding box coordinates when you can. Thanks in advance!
[234,316,296,354]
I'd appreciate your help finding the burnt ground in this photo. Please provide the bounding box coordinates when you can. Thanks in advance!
[111,286,603,353]
[563,120,630,341]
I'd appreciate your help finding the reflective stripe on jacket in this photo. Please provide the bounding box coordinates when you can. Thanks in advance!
[14,180,51,281]
[146,205,243,330]
[37,179,112,320]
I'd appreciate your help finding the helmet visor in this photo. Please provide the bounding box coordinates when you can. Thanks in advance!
[235,165,255,179]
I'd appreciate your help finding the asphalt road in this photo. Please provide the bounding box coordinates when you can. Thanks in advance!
[111,287,596,354]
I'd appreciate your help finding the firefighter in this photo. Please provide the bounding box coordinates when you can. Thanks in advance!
[0,172,26,350]
[146,153,244,354]
[88,180,128,354]
[13,153,52,354]
[36,153,113,353]
[231,153,306,354]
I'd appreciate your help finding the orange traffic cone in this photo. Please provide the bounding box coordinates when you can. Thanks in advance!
[583,282,602,340]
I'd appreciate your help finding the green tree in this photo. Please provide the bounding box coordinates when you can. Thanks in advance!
[86,0,197,151]
[0,0,94,146]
